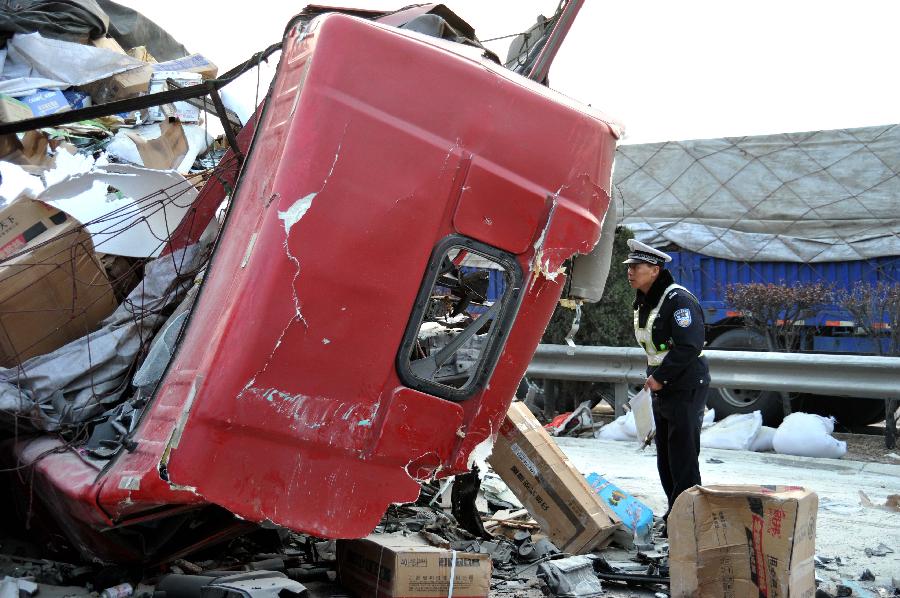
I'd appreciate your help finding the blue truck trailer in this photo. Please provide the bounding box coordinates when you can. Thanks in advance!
[668,249,898,425]
[615,123,900,426]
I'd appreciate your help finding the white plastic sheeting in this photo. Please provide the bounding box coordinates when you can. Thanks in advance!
[0,32,145,96]
[615,124,900,262]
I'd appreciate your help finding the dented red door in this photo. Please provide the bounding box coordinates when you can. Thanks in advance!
[98,13,619,540]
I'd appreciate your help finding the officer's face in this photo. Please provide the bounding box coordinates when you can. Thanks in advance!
[627,263,660,292]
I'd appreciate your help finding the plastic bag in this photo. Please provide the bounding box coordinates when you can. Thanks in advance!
[772,412,846,459]
[700,411,762,451]
[749,425,776,452]
[595,411,637,441]
[630,387,655,446]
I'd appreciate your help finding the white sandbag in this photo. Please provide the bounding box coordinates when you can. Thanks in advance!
[772,412,846,459]
[630,387,655,446]
[701,408,716,429]
[595,410,637,441]
[750,425,776,452]
[700,411,762,451]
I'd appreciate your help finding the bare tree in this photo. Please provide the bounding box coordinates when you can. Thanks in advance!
[725,282,833,417]
[725,282,833,352]
[837,282,900,448]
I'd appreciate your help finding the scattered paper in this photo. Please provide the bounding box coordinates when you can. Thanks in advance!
[0,161,43,203]
[38,164,198,257]
[0,32,145,96]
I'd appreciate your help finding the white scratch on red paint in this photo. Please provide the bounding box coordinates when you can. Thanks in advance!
[278,193,316,236]
[439,137,462,177]
[237,127,350,398]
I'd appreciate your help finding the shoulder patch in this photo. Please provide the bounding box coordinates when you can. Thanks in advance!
[674,308,692,328]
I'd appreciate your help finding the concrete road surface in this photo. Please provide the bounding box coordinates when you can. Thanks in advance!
[557,437,900,595]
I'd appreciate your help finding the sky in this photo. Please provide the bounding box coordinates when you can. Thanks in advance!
[121,1,900,144]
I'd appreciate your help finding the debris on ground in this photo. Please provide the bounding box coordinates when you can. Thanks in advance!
[488,402,619,553]
[537,555,603,597]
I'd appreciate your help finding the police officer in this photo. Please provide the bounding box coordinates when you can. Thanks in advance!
[624,239,708,536]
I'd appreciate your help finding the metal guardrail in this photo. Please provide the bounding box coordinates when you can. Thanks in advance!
[527,344,900,414]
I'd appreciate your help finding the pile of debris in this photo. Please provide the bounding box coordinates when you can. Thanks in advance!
[0,1,247,437]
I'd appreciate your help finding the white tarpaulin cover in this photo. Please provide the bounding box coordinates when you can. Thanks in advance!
[0,32,145,96]
[615,124,900,262]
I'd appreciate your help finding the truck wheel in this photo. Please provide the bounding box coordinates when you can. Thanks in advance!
[797,395,885,428]
[706,328,785,426]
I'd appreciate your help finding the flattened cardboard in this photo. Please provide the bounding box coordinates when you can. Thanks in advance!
[125,121,189,170]
[488,402,620,553]
[0,208,117,366]
[669,485,817,598]
[152,54,218,80]
[337,533,490,598]
[0,94,33,124]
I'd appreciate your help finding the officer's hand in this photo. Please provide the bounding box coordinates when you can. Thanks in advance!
[645,376,663,391]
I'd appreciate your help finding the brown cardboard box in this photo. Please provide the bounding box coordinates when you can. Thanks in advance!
[0,199,70,259]
[0,200,117,366]
[487,402,620,553]
[0,94,33,124]
[87,64,153,104]
[669,485,817,598]
[337,533,491,598]
[125,120,189,170]
[84,36,153,103]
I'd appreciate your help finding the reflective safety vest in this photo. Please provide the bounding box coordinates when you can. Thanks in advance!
[633,283,690,366]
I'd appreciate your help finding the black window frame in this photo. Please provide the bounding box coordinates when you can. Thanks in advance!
[396,235,524,402]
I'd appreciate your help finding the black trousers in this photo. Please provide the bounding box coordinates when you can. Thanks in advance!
[652,385,708,519]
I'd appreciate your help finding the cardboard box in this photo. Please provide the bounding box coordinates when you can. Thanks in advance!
[125,120,189,170]
[337,533,491,598]
[0,200,117,366]
[86,64,153,104]
[488,402,620,553]
[127,46,157,64]
[0,199,70,259]
[91,36,127,54]
[20,89,70,117]
[153,54,218,80]
[669,485,817,598]
[0,94,33,123]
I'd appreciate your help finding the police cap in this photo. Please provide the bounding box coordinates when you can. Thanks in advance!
[622,239,672,266]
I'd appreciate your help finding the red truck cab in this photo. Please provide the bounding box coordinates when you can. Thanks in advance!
[12,12,619,562]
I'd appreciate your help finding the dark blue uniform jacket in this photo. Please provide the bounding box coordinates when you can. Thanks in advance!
[634,269,709,394]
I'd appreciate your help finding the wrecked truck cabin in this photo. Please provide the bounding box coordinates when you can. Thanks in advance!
[2,7,620,563]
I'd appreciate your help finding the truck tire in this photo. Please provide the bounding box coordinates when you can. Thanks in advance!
[706,328,785,426]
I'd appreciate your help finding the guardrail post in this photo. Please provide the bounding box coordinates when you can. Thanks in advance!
[543,380,558,420]
[614,382,628,418]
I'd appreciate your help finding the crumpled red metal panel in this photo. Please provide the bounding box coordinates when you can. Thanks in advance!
[158,13,617,537]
